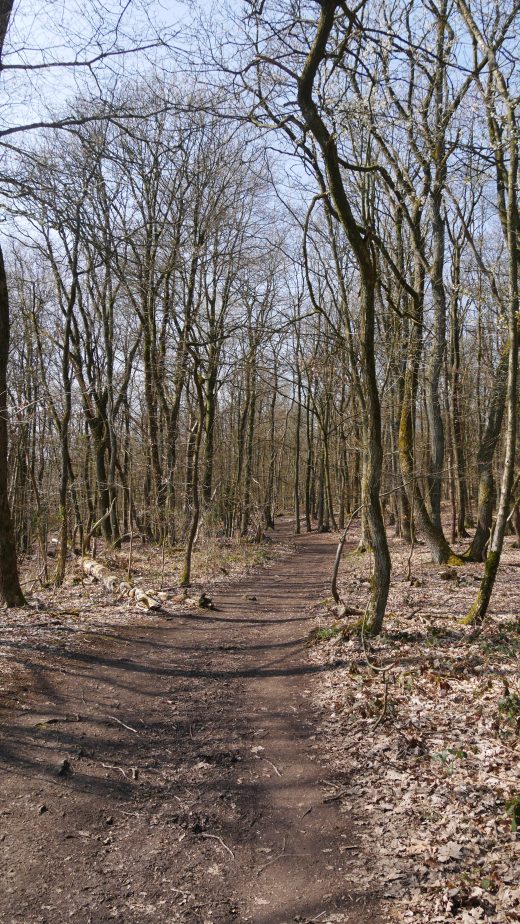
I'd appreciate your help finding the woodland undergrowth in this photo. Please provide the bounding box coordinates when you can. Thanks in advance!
[309,533,520,923]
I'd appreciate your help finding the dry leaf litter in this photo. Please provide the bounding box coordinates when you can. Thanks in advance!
[308,531,520,923]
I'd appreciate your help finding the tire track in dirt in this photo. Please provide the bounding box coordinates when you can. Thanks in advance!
[0,523,381,923]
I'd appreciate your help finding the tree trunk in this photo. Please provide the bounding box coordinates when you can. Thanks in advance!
[359,280,391,633]
[465,344,508,561]
[398,231,458,564]
[0,245,25,606]
[296,0,391,630]
[294,371,302,534]
[461,31,518,622]
[304,392,314,531]
[263,370,277,530]
[240,371,256,537]
[426,181,447,535]
[202,363,218,507]
[180,376,204,587]
[55,266,76,586]
[447,238,470,538]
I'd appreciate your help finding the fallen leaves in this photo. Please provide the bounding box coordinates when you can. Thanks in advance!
[308,534,520,923]
[438,842,463,862]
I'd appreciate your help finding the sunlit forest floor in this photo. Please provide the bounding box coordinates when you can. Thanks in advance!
[0,534,291,705]
[309,527,520,923]
[0,518,518,922]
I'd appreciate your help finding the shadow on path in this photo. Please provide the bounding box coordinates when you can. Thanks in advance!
[0,521,382,924]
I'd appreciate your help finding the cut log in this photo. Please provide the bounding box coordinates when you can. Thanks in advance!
[81,558,118,592]
[80,558,160,610]
[132,587,161,609]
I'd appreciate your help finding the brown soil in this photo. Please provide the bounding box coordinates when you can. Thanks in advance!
[0,523,380,924]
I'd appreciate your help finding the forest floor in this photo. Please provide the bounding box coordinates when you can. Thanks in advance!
[0,520,519,923]
[308,529,520,923]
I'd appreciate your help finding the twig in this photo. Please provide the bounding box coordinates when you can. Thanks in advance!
[107,715,139,734]
[101,762,130,778]
[360,605,397,673]
[20,577,39,589]
[127,531,133,583]
[323,787,350,803]
[263,756,282,777]
[161,532,166,589]
[373,674,389,731]
[85,498,116,550]
[405,489,416,583]
[331,505,363,604]
[200,832,235,859]
[256,837,287,875]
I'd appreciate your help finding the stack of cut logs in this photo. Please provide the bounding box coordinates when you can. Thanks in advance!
[80,558,214,611]
[80,558,160,610]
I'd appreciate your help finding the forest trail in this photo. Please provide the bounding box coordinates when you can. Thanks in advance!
[0,523,380,924]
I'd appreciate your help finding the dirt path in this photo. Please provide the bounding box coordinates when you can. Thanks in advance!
[0,524,380,924]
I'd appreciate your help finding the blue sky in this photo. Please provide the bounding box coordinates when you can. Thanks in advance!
[2,0,194,135]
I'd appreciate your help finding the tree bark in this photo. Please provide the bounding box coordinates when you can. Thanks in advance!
[296,0,390,631]
[0,245,25,605]
[465,344,508,561]
[458,7,519,621]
